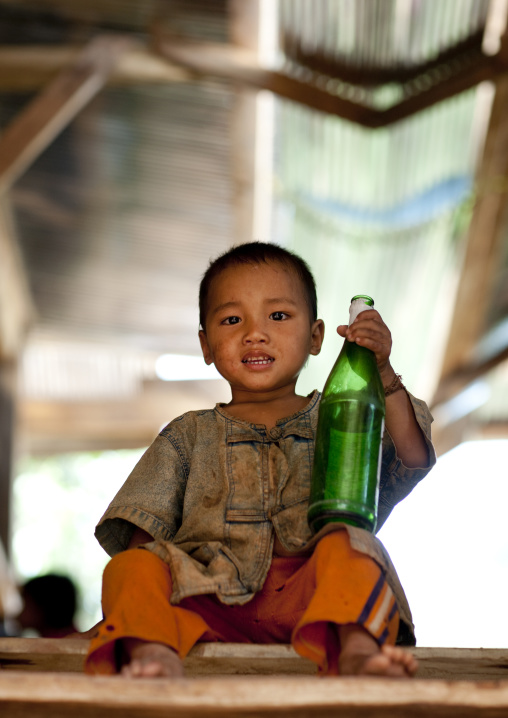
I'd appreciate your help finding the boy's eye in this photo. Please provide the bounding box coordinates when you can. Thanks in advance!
[221,316,241,325]
[270,311,289,321]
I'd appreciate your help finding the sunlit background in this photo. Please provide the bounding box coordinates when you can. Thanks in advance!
[378,439,508,648]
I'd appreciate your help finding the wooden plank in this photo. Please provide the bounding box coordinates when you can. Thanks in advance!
[0,639,316,676]
[0,638,87,674]
[0,44,191,92]
[0,35,133,196]
[415,647,508,681]
[3,670,508,717]
[2,638,508,681]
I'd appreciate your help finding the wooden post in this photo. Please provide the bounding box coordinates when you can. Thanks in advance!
[0,202,34,557]
[0,361,16,556]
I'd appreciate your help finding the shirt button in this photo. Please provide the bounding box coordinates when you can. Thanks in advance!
[268,427,282,440]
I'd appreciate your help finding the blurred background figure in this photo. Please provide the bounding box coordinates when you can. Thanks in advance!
[16,573,78,638]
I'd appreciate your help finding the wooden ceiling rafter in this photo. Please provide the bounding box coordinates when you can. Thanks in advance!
[152,33,508,127]
[429,27,508,444]
[0,28,506,128]
[0,42,191,93]
[0,34,134,196]
[432,83,508,381]
[282,28,485,87]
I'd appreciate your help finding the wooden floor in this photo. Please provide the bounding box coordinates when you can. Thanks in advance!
[2,639,508,717]
[5,671,508,718]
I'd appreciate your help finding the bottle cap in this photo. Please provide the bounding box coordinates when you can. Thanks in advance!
[349,295,374,325]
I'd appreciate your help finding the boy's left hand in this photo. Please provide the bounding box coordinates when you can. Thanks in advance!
[337,309,392,378]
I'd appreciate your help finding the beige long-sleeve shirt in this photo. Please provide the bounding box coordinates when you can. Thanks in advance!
[95,389,435,643]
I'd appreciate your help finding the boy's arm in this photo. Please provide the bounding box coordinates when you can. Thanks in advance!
[127,527,155,549]
[338,309,430,469]
[379,365,429,468]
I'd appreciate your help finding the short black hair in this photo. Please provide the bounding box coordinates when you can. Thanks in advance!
[199,241,317,329]
[22,574,77,628]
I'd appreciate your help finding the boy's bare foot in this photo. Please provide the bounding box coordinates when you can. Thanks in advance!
[120,639,185,678]
[338,624,418,678]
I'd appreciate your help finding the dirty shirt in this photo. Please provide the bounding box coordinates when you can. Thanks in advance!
[95,390,435,641]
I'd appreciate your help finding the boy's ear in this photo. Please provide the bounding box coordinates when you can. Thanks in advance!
[310,319,325,356]
[198,330,214,365]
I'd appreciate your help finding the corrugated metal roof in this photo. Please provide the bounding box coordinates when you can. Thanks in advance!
[10,79,236,355]
[271,1,492,402]
[280,0,489,66]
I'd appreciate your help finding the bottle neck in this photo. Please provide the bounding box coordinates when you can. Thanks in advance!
[349,299,370,325]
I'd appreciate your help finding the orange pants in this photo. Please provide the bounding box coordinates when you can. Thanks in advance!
[85,532,399,675]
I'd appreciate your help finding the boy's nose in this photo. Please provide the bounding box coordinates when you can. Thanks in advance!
[243,320,268,343]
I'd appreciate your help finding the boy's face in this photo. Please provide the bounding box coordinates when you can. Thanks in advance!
[199,260,324,401]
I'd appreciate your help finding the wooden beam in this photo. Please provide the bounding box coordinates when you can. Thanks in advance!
[3,667,508,717]
[16,379,231,456]
[432,346,508,408]
[0,201,30,557]
[0,201,34,360]
[2,638,508,681]
[0,639,314,676]
[0,35,134,196]
[228,0,259,244]
[153,35,508,127]
[431,415,508,453]
[430,29,508,443]
[0,44,191,92]
[227,0,274,244]
[3,35,508,127]
[282,28,485,86]
[477,420,508,438]
[0,362,16,556]
[153,35,371,125]
[428,415,475,459]
[434,75,508,392]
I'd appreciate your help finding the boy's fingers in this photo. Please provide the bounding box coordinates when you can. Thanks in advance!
[338,311,392,357]
[345,331,388,351]
[348,315,391,343]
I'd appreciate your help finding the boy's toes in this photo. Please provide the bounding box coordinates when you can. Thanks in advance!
[380,645,418,676]
[121,641,185,679]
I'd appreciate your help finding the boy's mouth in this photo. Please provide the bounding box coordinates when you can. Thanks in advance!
[242,353,274,366]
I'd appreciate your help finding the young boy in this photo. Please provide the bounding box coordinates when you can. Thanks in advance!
[85,242,435,678]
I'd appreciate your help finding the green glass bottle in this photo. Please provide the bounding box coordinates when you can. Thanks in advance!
[308,295,385,533]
